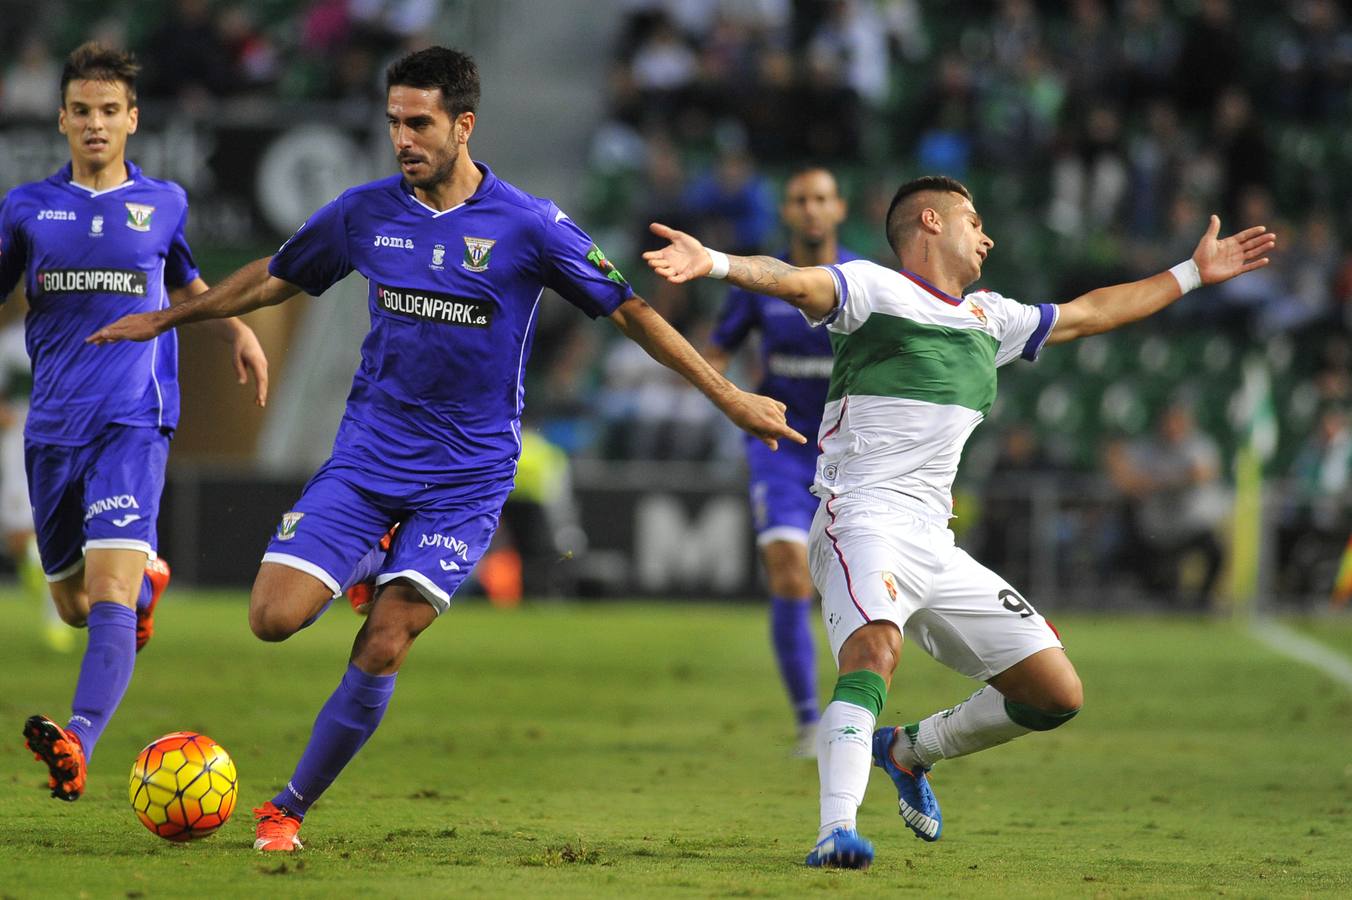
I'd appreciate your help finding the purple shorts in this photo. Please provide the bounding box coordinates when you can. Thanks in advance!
[745,436,819,546]
[261,458,512,614]
[26,425,169,580]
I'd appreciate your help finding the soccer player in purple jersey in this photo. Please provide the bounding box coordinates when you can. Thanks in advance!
[90,46,803,851]
[705,166,858,758]
[0,43,268,802]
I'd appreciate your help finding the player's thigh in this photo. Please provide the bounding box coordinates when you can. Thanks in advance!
[379,482,514,614]
[808,495,933,667]
[904,544,1062,682]
[259,461,401,600]
[83,425,169,559]
[25,439,86,582]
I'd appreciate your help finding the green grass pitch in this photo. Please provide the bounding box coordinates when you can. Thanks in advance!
[2,590,1350,898]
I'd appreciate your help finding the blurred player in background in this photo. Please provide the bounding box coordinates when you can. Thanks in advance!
[704,166,858,757]
[0,43,267,803]
[0,316,71,652]
[646,175,1275,868]
[90,46,802,852]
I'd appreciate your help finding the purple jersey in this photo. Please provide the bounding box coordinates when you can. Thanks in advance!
[267,163,631,485]
[710,247,859,438]
[0,162,196,445]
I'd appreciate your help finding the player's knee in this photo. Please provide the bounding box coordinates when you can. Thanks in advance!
[351,621,413,673]
[54,605,86,628]
[84,572,138,605]
[248,597,299,642]
[1005,679,1082,732]
[767,571,814,599]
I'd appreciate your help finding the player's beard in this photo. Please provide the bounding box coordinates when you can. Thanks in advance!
[403,145,458,191]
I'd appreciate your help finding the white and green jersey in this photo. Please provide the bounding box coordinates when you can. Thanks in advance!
[809,260,1057,518]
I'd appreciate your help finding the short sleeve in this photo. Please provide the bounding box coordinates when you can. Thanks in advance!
[709,286,759,351]
[814,259,885,332]
[539,205,632,318]
[268,194,354,296]
[0,195,28,300]
[163,205,200,289]
[974,290,1058,367]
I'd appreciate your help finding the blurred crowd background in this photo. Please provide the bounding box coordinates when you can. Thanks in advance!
[1,0,1349,607]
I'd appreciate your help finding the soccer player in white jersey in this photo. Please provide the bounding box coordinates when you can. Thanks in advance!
[645,174,1276,868]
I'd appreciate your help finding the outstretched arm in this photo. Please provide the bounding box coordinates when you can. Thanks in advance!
[167,277,270,407]
[87,257,301,345]
[608,296,806,450]
[1048,216,1276,344]
[642,223,839,320]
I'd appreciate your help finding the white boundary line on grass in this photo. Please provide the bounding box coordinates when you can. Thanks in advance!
[1249,618,1352,692]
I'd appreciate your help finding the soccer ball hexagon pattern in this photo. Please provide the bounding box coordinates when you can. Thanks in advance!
[128,732,238,841]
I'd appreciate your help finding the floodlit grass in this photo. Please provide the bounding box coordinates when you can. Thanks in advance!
[2,590,1350,897]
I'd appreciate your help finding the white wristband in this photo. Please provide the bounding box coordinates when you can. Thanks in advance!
[1168,259,1202,294]
[706,249,730,280]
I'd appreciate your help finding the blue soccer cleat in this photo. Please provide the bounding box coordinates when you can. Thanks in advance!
[873,726,942,841]
[804,827,874,869]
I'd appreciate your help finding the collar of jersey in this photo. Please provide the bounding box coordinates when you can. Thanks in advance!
[57,160,140,197]
[399,160,496,217]
[898,268,963,306]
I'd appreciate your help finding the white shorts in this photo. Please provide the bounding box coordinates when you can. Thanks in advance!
[808,489,1063,681]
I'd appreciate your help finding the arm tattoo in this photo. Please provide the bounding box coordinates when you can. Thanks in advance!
[727,255,798,294]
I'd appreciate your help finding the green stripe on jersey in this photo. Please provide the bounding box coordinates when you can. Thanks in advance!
[827,313,1000,413]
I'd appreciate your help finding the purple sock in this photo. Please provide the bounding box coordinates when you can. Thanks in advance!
[67,602,137,762]
[274,663,396,818]
[135,573,153,611]
[770,596,819,726]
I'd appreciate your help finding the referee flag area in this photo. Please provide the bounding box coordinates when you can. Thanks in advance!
[2,590,1349,897]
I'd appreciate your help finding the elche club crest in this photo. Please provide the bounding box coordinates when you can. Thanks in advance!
[968,297,989,325]
[124,202,154,232]
[462,236,495,272]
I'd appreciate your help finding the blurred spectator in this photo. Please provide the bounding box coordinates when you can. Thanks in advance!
[1272,0,1352,122]
[217,5,281,95]
[1104,400,1228,609]
[1,35,59,121]
[1052,0,1117,104]
[1046,103,1128,239]
[977,424,1064,591]
[629,13,698,121]
[1259,211,1340,335]
[1278,405,1352,599]
[142,0,232,105]
[1125,100,1188,240]
[681,143,776,255]
[904,57,977,176]
[1172,0,1241,116]
[1212,86,1271,226]
[1118,0,1181,106]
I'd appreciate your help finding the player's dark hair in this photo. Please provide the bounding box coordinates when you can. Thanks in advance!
[61,42,140,107]
[783,163,840,195]
[884,175,973,253]
[386,46,480,118]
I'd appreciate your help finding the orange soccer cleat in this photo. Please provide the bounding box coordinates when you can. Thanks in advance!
[253,801,304,851]
[23,715,86,802]
[137,556,171,653]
